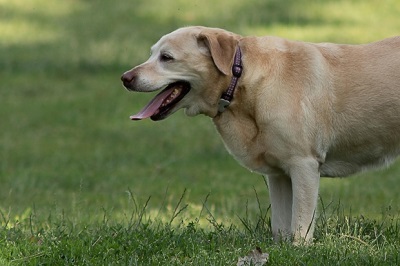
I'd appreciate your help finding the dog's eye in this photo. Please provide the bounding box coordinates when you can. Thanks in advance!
[160,53,174,62]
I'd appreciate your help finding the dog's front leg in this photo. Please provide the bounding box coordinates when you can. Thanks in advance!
[289,158,320,244]
[266,172,293,242]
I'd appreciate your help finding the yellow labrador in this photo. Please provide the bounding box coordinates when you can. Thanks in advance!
[121,26,400,243]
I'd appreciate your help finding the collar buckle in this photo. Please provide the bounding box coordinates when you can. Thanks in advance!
[218,98,231,113]
[217,46,243,114]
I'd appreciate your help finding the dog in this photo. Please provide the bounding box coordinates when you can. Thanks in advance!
[121,26,400,243]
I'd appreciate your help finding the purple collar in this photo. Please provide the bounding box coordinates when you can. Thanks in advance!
[218,46,243,113]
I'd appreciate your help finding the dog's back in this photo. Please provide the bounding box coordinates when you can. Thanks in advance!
[318,37,400,177]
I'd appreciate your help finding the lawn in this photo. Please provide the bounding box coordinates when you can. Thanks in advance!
[1,0,399,264]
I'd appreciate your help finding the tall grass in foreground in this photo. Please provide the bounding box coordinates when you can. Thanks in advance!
[1,190,399,265]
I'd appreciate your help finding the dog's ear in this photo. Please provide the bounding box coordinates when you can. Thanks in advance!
[197,31,239,75]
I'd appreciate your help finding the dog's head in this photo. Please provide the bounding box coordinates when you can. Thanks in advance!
[121,26,241,121]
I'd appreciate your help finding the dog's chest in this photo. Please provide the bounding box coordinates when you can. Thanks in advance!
[213,114,274,175]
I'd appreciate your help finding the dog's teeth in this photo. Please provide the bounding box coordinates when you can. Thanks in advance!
[161,88,180,107]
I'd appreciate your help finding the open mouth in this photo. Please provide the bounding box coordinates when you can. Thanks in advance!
[130,81,191,121]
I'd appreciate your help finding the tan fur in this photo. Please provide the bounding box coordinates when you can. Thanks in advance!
[122,26,400,243]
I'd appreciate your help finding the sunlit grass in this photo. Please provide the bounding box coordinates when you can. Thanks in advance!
[242,0,400,42]
[0,0,84,44]
[1,0,399,264]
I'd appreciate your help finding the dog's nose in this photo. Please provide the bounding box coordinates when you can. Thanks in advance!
[121,70,135,89]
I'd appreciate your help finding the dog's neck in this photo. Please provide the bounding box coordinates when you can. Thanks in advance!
[217,46,243,113]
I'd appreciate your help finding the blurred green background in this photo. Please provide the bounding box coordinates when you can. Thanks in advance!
[1,0,399,227]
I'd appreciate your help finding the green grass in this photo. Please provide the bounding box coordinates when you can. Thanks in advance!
[1,0,400,264]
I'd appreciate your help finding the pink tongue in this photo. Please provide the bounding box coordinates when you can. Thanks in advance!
[130,88,174,120]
